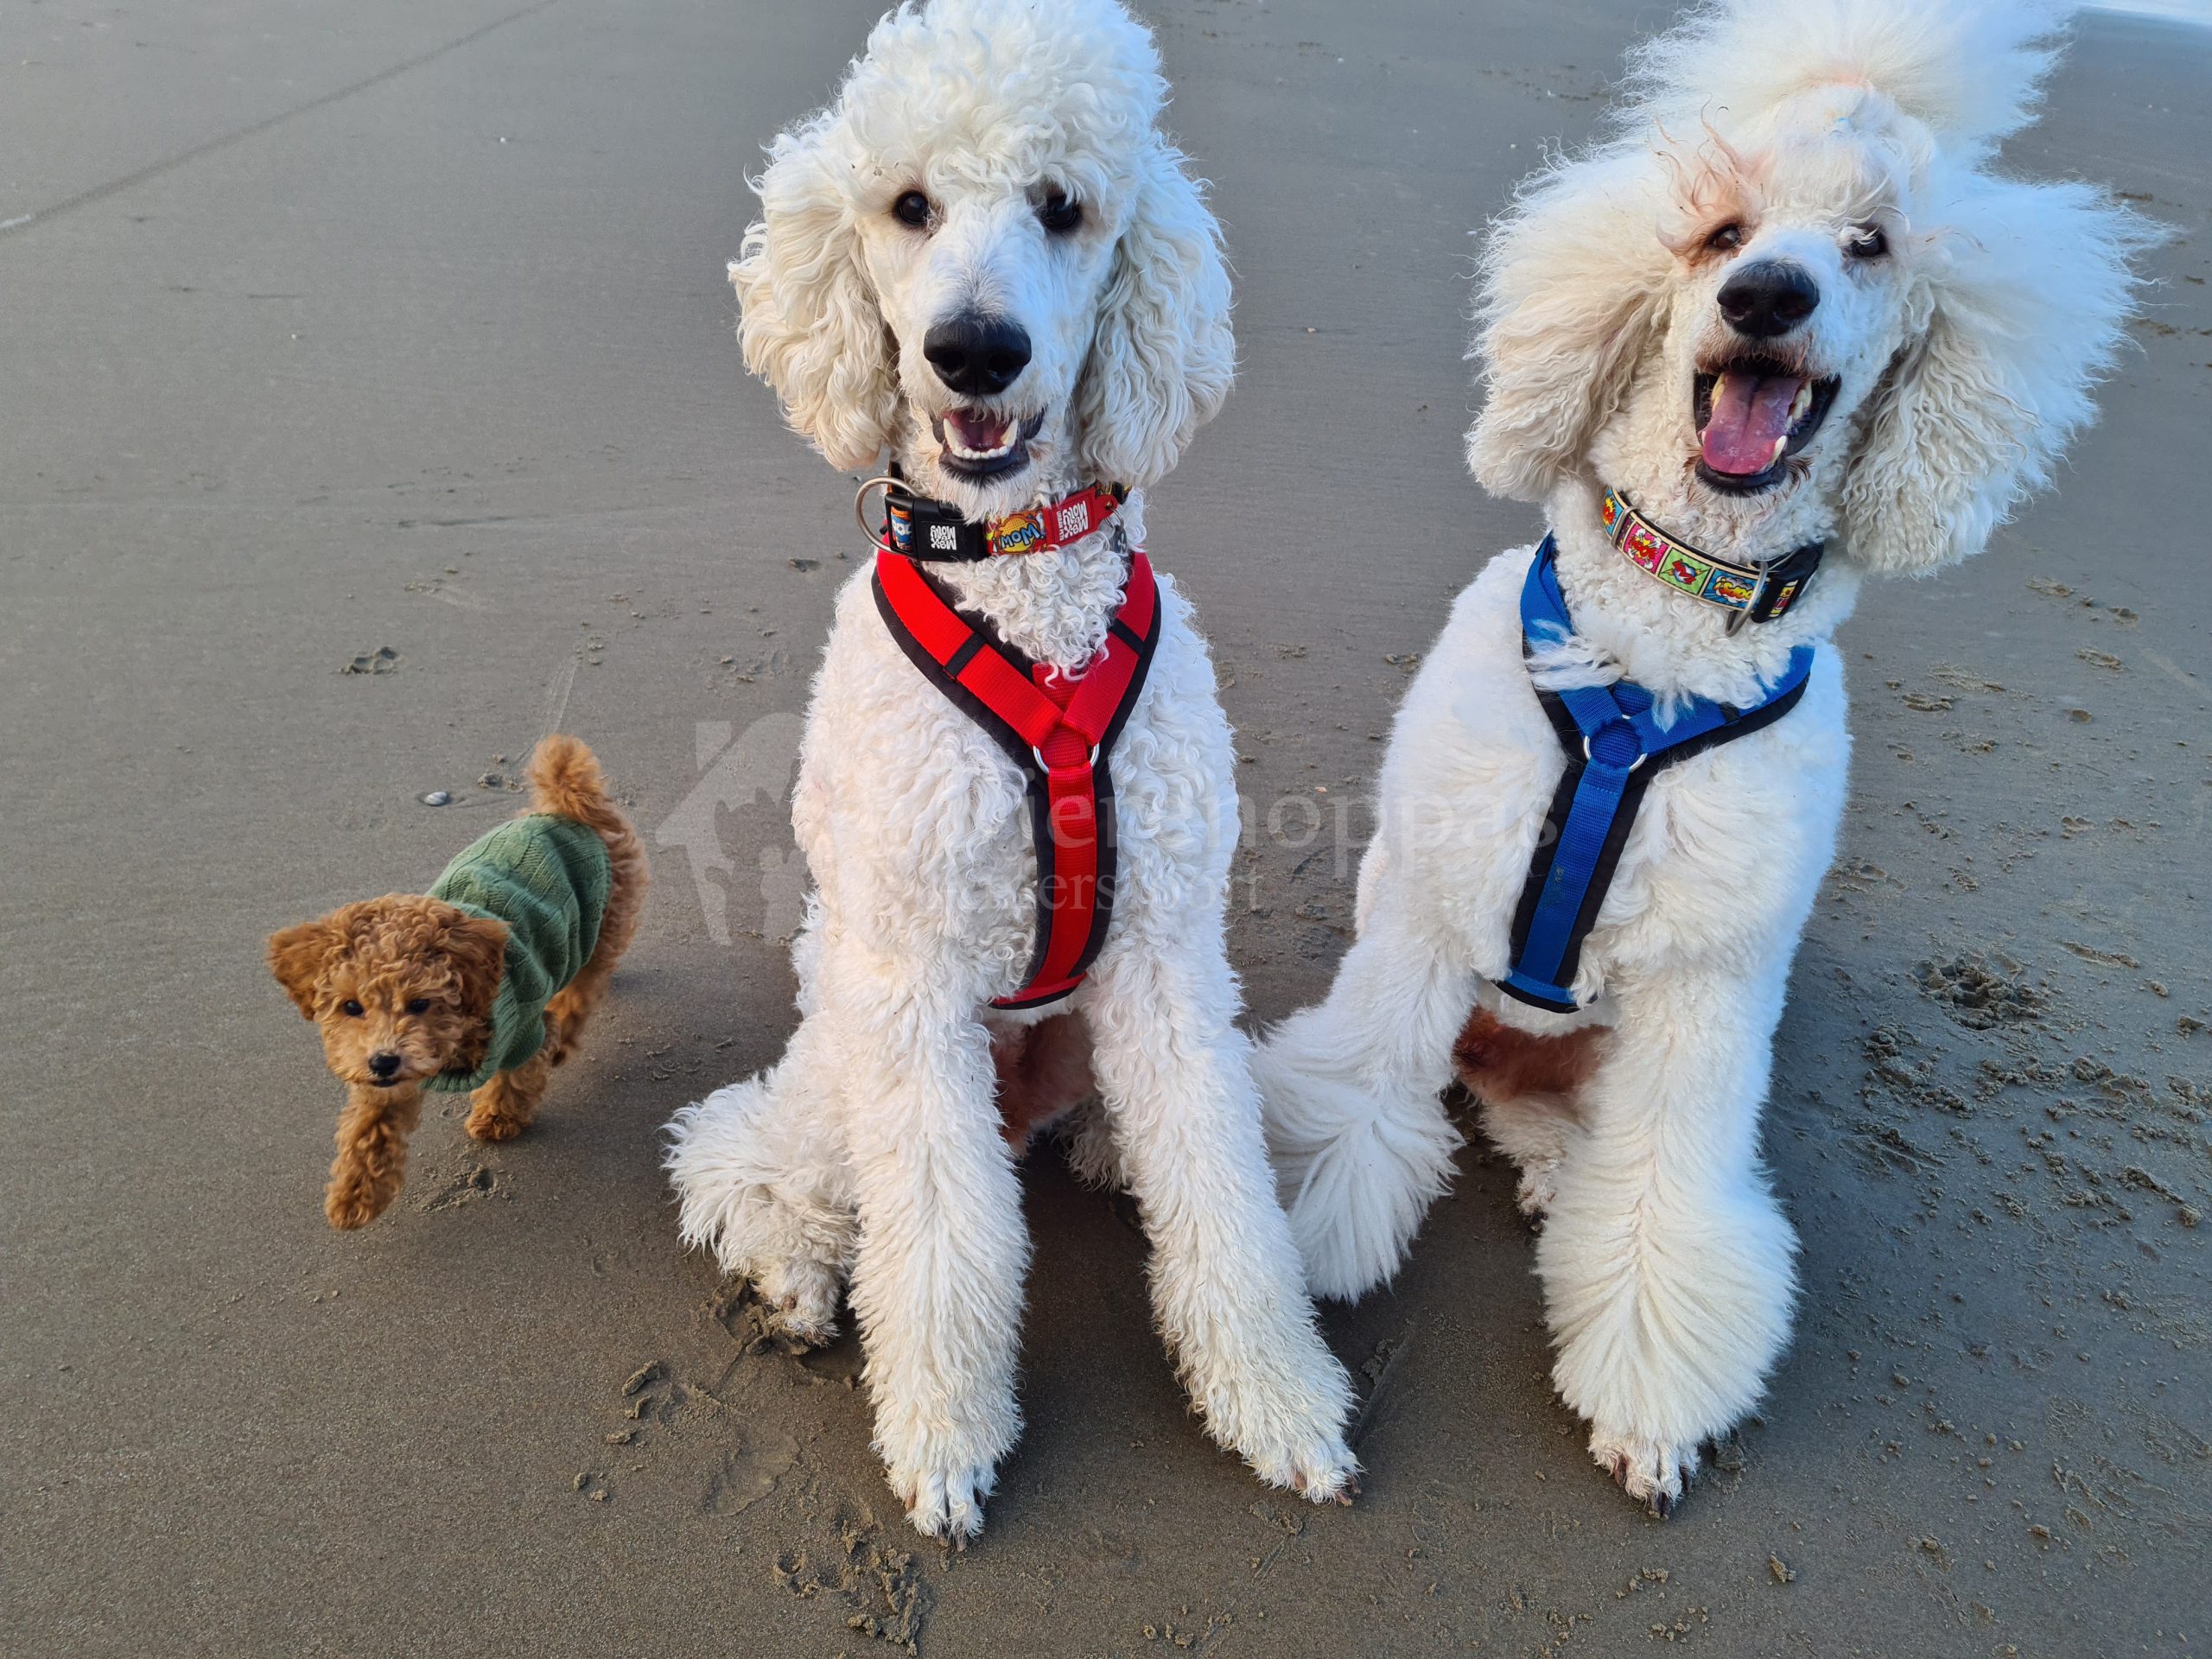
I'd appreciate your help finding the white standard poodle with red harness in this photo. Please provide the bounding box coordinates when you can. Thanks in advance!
[1255,0,2146,1515]
[664,0,1357,1541]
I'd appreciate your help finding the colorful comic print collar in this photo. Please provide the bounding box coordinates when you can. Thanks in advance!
[1599,488,1824,632]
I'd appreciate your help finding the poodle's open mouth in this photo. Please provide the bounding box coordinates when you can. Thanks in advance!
[1692,359,1840,494]
[931,407,1036,482]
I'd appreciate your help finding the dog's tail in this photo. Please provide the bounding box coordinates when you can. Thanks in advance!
[527,735,642,861]
[526,734,648,991]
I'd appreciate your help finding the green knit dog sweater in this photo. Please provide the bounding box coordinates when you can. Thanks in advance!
[424,813,612,1092]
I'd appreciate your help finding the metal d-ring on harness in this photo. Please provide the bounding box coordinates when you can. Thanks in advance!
[1496,537,1816,1014]
[858,468,1158,1009]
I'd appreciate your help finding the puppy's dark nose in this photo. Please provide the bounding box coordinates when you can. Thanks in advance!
[367,1051,402,1079]
[1716,262,1820,338]
[923,313,1031,397]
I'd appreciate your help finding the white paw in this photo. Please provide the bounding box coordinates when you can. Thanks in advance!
[890,1457,995,1544]
[1243,1425,1361,1508]
[1189,1335,1360,1507]
[1516,1160,1560,1224]
[754,1256,841,1347]
[1590,1425,1699,1517]
[1256,1050,1462,1304]
[664,1081,775,1268]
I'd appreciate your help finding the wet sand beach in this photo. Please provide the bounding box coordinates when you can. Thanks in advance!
[4,3,2209,1653]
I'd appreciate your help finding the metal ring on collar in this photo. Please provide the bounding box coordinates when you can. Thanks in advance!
[853,475,905,550]
[1724,564,1770,638]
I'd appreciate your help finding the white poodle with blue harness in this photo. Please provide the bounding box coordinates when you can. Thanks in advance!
[1255,0,2148,1515]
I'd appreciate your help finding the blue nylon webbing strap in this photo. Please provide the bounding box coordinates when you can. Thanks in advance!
[1500,537,1815,1013]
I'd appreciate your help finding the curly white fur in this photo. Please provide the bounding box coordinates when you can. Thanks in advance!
[1256,0,2147,1516]
[667,0,1353,1542]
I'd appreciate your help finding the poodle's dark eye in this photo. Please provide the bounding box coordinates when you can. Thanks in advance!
[1037,192,1083,234]
[891,189,932,229]
[1705,222,1744,252]
[405,998,431,1015]
[1845,224,1889,261]
[340,999,365,1018]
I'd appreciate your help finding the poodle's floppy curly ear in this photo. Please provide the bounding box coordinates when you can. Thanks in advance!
[1841,174,2151,575]
[438,912,510,1020]
[730,116,900,472]
[268,917,342,1018]
[1073,137,1235,490]
[1466,153,1675,502]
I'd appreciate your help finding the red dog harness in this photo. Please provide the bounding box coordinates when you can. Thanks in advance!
[872,543,1161,1008]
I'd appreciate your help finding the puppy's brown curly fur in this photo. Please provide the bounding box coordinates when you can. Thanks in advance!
[990,1013,1094,1152]
[270,736,647,1229]
[1451,1007,1605,1103]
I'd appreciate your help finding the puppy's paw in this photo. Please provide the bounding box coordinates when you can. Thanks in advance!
[754,1256,841,1348]
[540,1005,585,1067]
[463,1105,529,1142]
[877,1402,1011,1547]
[324,1173,395,1230]
[1591,1426,1698,1518]
[890,1458,993,1545]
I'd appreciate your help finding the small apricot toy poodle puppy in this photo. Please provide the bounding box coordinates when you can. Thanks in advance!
[269,735,647,1229]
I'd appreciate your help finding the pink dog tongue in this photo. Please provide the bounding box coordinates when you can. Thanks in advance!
[1701,372,1804,475]
[945,409,1013,450]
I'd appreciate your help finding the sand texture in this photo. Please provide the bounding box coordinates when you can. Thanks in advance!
[3,3,2208,1654]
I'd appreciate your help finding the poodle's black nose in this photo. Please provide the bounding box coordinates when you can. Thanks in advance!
[1717,262,1820,338]
[367,1051,402,1079]
[923,313,1031,396]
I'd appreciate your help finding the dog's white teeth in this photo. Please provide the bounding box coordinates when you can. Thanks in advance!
[946,423,1019,461]
[1788,381,1814,426]
[1711,372,1732,409]
[1770,433,1789,464]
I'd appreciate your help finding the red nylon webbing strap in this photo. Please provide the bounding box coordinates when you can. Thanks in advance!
[872,550,1161,1008]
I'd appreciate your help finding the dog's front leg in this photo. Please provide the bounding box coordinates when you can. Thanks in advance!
[1084,943,1358,1503]
[830,946,1028,1544]
[325,1082,423,1230]
[1535,968,1796,1516]
[1250,874,1478,1301]
[665,1007,856,1347]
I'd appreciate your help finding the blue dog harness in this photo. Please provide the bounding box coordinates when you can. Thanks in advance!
[1497,537,1815,1014]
